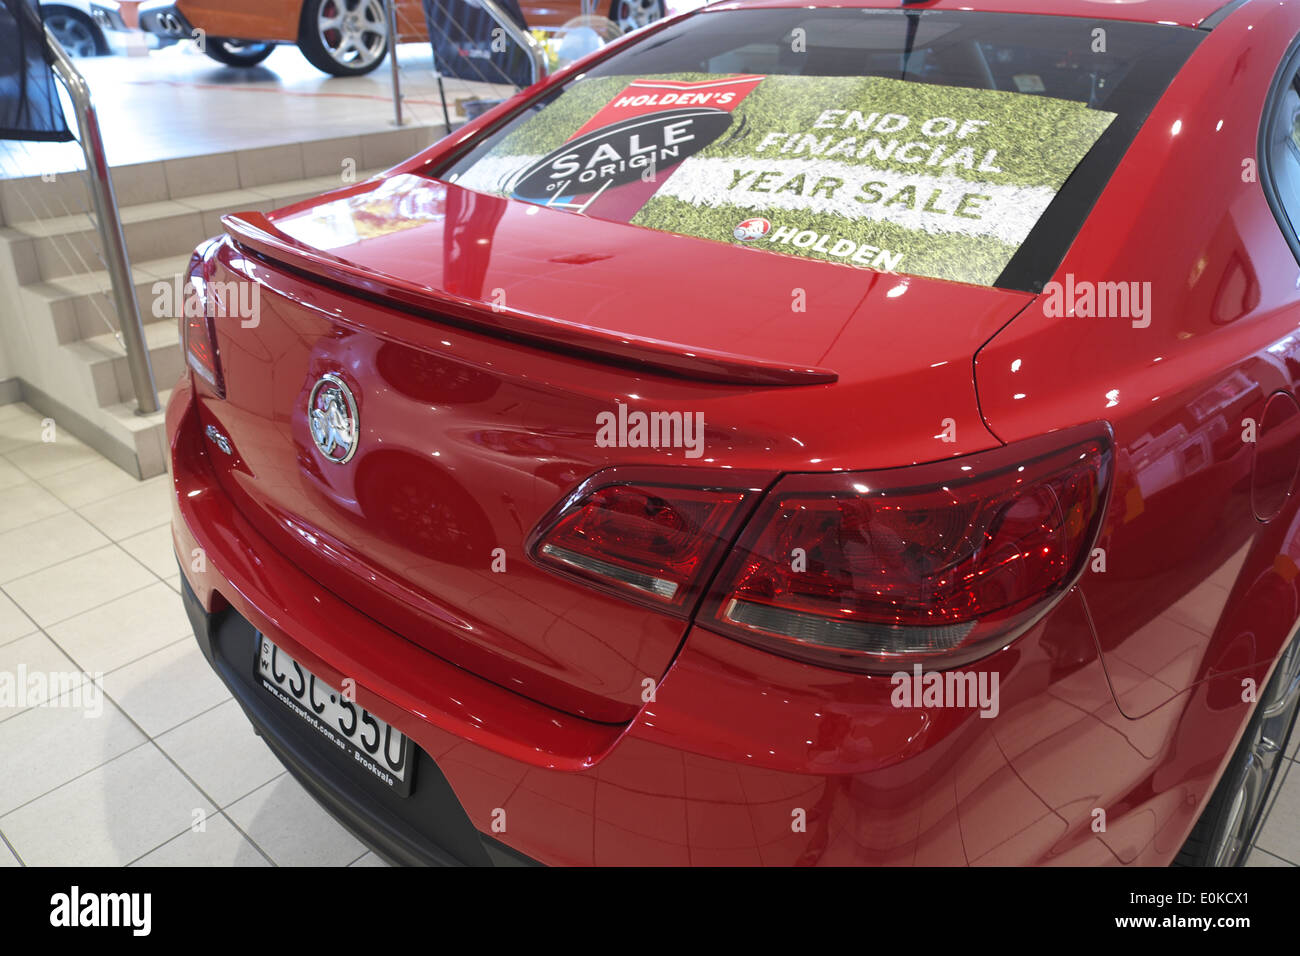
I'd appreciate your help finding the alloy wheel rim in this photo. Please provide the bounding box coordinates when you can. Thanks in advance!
[1211,637,1300,866]
[46,16,97,57]
[614,0,659,33]
[318,0,387,69]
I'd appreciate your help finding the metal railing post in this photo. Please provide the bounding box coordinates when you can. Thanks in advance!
[43,27,159,416]
[386,0,403,126]
[476,0,547,87]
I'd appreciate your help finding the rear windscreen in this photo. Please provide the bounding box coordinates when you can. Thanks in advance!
[436,9,1202,289]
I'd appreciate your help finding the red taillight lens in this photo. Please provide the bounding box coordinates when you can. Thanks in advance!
[181,245,225,397]
[703,424,1113,672]
[530,475,758,615]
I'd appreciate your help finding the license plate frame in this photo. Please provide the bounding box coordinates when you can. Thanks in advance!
[254,634,415,797]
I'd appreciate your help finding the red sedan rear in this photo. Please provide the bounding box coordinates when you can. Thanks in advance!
[168,0,1300,865]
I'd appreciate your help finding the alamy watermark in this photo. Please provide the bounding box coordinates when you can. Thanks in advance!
[50,886,150,936]
[595,406,705,459]
[151,275,260,328]
[0,667,103,717]
[1042,273,1151,329]
[890,663,999,719]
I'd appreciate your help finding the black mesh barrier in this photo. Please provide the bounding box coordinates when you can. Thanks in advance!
[422,0,534,89]
[0,0,73,142]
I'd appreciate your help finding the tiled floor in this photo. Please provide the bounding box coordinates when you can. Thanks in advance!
[0,402,385,866]
[0,395,1297,866]
[0,40,511,178]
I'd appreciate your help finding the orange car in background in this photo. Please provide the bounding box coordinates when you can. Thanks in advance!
[136,0,667,76]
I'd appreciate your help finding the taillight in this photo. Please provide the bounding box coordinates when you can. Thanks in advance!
[702,424,1113,672]
[529,471,761,616]
[181,243,225,397]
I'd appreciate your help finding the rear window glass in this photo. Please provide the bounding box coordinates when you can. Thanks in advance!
[437,9,1201,289]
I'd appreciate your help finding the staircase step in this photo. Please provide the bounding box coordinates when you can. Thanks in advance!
[97,387,174,479]
[8,171,388,281]
[12,201,203,281]
[20,254,213,343]
[171,188,275,237]
[69,320,182,408]
[0,124,438,216]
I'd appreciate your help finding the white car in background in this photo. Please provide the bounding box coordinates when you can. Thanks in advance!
[39,0,113,57]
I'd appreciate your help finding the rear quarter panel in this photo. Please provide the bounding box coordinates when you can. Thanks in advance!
[974,0,1300,835]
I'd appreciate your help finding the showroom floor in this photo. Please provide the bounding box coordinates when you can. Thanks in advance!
[0,402,385,866]
[0,401,1297,866]
[0,41,509,178]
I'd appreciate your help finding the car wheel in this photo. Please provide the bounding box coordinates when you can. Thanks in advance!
[42,6,110,57]
[1176,632,1300,866]
[609,0,665,34]
[203,38,276,68]
[298,0,389,77]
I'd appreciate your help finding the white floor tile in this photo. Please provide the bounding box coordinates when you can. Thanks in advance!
[0,688,144,816]
[226,774,366,867]
[6,435,101,480]
[0,632,85,723]
[0,591,35,646]
[349,851,389,867]
[0,511,109,584]
[118,524,179,579]
[156,698,286,808]
[0,409,43,456]
[0,840,18,866]
[47,581,193,675]
[3,545,155,627]
[0,743,214,866]
[100,638,231,737]
[77,477,172,542]
[40,458,150,509]
[0,457,27,492]
[0,480,69,536]
[1245,847,1295,866]
[130,813,270,867]
[1256,766,1300,864]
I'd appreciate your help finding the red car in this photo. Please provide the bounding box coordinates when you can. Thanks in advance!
[169,0,1300,866]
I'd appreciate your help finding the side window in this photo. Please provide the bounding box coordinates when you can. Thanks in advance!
[1264,44,1300,252]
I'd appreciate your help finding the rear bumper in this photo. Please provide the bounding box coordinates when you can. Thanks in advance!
[168,377,1189,866]
[178,569,533,866]
[138,1,191,38]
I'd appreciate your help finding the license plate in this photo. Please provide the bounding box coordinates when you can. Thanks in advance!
[256,636,413,796]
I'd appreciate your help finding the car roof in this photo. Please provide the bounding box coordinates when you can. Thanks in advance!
[703,0,1245,30]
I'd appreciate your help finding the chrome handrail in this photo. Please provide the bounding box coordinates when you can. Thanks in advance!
[386,0,403,126]
[474,0,548,88]
[43,25,160,415]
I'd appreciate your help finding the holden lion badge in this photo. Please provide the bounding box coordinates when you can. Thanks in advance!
[733,218,771,242]
[308,373,359,464]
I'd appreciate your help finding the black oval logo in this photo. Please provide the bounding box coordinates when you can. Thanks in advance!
[508,108,733,202]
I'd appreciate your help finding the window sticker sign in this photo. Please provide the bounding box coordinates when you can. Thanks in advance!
[450,73,1117,286]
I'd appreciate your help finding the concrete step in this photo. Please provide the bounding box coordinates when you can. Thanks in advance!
[0,126,436,224]
[67,319,183,410]
[20,255,189,345]
[7,171,384,337]
[7,172,377,282]
[96,387,175,480]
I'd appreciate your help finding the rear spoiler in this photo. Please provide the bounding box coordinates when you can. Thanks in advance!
[221,212,838,387]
